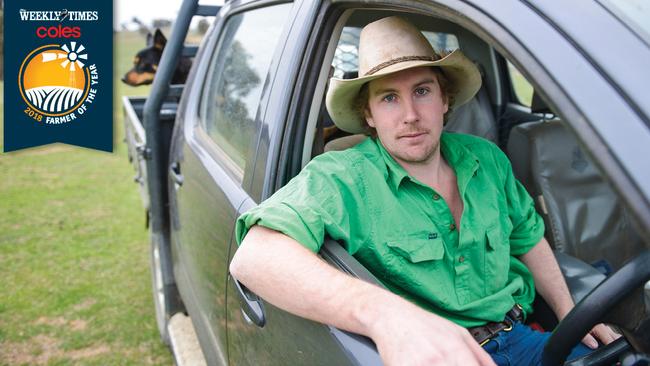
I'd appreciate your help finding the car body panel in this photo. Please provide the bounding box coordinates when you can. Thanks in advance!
[527,0,650,125]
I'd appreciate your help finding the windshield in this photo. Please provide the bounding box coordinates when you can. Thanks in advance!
[598,0,650,46]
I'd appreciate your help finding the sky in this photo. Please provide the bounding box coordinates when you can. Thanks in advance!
[114,0,224,30]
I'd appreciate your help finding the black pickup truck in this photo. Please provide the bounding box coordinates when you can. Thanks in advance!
[123,0,650,365]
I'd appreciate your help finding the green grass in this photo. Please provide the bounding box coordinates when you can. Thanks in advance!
[0,32,170,365]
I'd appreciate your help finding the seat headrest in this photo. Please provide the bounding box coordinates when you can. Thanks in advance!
[324,134,367,152]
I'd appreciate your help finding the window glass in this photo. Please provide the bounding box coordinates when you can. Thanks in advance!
[200,4,292,173]
[422,31,459,53]
[332,27,360,78]
[507,61,533,107]
[331,27,458,78]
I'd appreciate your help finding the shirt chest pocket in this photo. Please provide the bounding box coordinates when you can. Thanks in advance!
[383,236,449,294]
[484,225,511,295]
[386,238,444,263]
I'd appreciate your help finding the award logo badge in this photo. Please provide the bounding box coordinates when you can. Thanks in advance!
[4,2,113,152]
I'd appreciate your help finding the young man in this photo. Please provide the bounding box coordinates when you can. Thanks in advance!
[230,16,618,365]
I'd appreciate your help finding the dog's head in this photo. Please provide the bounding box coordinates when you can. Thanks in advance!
[121,29,167,86]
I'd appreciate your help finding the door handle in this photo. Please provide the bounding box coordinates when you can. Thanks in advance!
[169,162,184,187]
[230,276,265,327]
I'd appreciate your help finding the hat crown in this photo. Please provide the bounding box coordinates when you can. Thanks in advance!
[358,16,436,77]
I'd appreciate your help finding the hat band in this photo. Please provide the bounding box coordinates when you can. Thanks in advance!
[364,55,440,76]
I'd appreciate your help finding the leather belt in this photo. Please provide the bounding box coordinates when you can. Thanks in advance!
[468,304,523,346]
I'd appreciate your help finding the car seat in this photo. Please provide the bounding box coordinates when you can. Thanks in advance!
[507,117,644,272]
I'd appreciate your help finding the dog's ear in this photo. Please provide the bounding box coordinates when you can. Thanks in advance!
[146,32,153,47]
[153,29,167,50]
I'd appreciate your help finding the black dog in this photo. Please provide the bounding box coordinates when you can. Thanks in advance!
[122,29,192,86]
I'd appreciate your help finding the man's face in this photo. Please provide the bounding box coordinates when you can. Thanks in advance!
[365,67,448,166]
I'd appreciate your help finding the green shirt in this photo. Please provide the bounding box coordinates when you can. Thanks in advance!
[236,132,545,327]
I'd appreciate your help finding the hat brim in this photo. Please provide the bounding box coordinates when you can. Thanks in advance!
[325,49,482,134]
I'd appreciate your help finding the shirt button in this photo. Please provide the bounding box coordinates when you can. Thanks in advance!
[433,194,440,200]
[449,223,456,231]
[459,256,465,263]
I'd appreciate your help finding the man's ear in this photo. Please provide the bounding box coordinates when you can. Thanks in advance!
[153,29,167,50]
[364,108,376,128]
[146,32,153,47]
[442,96,449,114]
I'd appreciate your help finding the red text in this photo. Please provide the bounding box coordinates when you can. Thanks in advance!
[36,25,81,39]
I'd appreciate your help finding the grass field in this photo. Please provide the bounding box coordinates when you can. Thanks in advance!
[0,32,171,365]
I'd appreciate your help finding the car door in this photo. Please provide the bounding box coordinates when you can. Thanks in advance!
[218,1,379,365]
[166,2,278,364]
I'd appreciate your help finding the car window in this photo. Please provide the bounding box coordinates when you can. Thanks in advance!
[507,60,533,107]
[331,27,459,78]
[422,31,460,53]
[332,27,360,78]
[199,4,292,176]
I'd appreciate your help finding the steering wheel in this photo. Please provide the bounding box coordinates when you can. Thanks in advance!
[542,250,650,366]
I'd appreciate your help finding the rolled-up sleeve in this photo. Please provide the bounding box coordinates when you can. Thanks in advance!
[236,201,326,253]
[235,152,365,254]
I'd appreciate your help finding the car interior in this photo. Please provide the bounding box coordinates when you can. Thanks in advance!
[296,8,646,338]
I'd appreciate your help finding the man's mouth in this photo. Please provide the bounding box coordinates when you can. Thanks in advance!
[399,131,427,139]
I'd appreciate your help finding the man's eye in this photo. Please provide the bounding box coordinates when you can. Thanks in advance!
[382,94,397,103]
[414,87,430,96]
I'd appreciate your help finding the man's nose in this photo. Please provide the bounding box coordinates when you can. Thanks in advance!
[402,97,419,124]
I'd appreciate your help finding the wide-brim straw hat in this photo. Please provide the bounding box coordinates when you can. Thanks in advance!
[326,16,482,134]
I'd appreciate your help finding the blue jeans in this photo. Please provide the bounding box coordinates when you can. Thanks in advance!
[482,321,592,366]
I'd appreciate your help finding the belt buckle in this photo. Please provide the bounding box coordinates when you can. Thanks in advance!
[502,322,513,332]
[503,304,522,332]
[479,321,512,347]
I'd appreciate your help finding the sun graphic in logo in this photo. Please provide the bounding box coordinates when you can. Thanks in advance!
[19,42,91,116]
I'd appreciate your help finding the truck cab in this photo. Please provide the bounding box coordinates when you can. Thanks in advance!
[123,1,650,364]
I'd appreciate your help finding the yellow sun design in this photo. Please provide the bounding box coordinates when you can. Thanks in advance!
[22,42,88,90]
[20,43,91,116]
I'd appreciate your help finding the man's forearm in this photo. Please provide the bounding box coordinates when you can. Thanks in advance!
[518,238,574,319]
[229,225,404,337]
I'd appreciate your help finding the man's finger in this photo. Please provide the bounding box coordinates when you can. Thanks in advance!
[582,334,598,349]
[593,324,621,345]
[595,329,614,345]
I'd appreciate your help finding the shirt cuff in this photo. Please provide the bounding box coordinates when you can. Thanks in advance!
[509,211,545,256]
[235,202,323,253]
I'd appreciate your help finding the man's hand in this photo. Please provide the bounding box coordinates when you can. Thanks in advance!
[368,298,496,366]
[582,323,621,349]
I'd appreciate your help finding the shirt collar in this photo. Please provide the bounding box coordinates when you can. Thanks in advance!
[375,138,410,190]
[375,133,480,191]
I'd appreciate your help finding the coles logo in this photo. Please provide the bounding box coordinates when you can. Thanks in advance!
[36,25,82,38]
[18,41,98,124]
